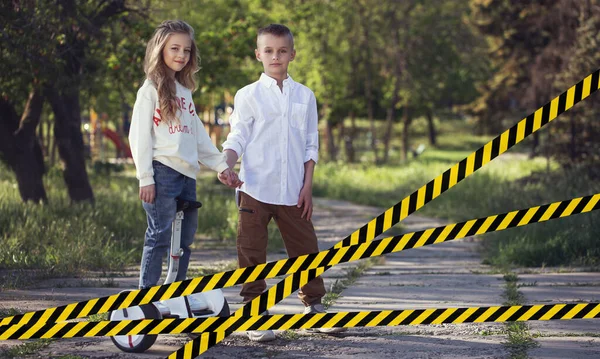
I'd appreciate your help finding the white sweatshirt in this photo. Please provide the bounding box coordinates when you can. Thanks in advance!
[129,79,228,187]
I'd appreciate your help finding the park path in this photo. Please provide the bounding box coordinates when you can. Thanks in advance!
[0,198,599,358]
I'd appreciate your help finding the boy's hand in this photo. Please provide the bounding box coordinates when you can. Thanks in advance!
[218,168,244,188]
[140,184,156,204]
[297,185,313,221]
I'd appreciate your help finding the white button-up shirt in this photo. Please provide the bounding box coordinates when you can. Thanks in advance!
[222,73,319,205]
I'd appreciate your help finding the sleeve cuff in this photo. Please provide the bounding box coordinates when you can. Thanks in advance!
[304,150,319,164]
[139,177,155,187]
[215,161,230,174]
[222,142,243,158]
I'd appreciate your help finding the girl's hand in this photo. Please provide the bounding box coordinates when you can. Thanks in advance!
[140,184,156,203]
[218,168,244,188]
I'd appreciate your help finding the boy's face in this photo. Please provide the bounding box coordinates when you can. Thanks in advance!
[255,34,295,78]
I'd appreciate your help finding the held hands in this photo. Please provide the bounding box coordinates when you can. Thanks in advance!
[297,185,313,221]
[218,168,244,188]
[139,184,156,204]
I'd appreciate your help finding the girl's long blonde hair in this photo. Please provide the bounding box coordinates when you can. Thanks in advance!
[143,20,200,124]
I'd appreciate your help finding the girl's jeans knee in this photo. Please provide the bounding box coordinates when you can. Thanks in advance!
[139,161,198,289]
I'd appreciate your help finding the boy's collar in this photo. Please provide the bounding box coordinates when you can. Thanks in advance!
[259,73,295,89]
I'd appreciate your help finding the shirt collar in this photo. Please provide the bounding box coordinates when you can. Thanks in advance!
[259,73,295,89]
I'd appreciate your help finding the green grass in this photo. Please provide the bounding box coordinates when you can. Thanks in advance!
[0,339,53,359]
[0,161,281,287]
[314,118,600,267]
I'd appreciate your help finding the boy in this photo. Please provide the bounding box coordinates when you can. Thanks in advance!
[221,24,345,342]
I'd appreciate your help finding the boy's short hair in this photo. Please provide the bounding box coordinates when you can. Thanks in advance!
[257,24,294,48]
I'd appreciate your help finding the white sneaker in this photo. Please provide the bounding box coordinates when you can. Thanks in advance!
[187,295,209,312]
[246,310,276,342]
[303,304,347,334]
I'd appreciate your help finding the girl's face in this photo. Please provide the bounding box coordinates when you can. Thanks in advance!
[162,32,192,78]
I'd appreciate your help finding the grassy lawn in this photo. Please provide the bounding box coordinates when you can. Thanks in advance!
[314,117,600,267]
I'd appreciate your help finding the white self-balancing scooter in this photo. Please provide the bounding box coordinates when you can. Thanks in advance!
[110,198,230,353]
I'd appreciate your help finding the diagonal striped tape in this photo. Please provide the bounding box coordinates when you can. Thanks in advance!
[171,68,600,358]
[2,302,599,340]
[1,194,599,340]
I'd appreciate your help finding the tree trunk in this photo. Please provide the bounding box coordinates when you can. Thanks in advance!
[346,111,356,163]
[325,119,336,161]
[402,107,412,161]
[360,5,378,163]
[0,90,48,203]
[46,87,94,203]
[427,110,437,146]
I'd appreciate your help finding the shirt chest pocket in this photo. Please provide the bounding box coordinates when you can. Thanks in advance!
[290,103,307,131]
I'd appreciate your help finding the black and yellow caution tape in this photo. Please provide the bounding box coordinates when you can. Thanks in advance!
[1,194,598,340]
[2,302,599,340]
[0,69,597,336]
[172,68,600,358]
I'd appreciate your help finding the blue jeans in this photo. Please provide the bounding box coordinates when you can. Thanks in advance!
[139,161,198,289]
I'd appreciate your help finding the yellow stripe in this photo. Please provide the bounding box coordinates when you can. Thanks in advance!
[496,306,521,322]
[388,310,414,326]
[173,318,196,334]
[193,316,220,333]
[516,119,526,143]
[98,296,118,318]
[258,313,283,331]
[367,310,393,327]
[277,314,304,331]
[148,317,174,335]
[497,211,517,230]
[499,129,510,155]
[267,258,286,279]
[288,255,306,277]
[393,233,414,252]
[41,322,68,339]
[562,198,582,217]
[64,322,90,338]
[383,208,393,233]
[583,195,600,212]
[533,107,543,132]
[80,299,98,318]
[345,311,371,328]
[430,308,457,324]
[367,220,376,243]
[416,186,427,210]
[453,307,479,323]
[400,197,410,222]
[482,142,493,166]
[410,309,436,325]
[475,215,497,235]
[0,322,26,340]
[448,165,458,188]
[142,285,160,304]
[351,231,360,246]
[434,223,456,244]
[56,303,77,322]
[473,306,501,323]
[519,305,544,321]
[433,176,443,198]
[17,312,35,327]
[456,220,476,240]
[549,96,559,121]
[583,304,600,319]
[582,75,592,99]
[20,323,45,340]
[330,246,350,266]
[414,228,435,249]
[302,313,326,330]
[518,207,539,227]
[565,86,576,110]
[122,290,140,308]
[205,271,225,291]
[539,304,565,321]
[236,314,263,332]
[106,319,137,336]
[563,303,588,320]
[464,153,475,178]
[243,265,267,288]
[370,238,390,258]
[86,320,109,337]
[349,240,369,262]
[540,202,561,222]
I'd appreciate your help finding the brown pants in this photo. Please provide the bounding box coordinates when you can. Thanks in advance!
[236,192,326,306]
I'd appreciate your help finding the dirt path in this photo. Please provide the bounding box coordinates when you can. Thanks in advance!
[1,198,598,358]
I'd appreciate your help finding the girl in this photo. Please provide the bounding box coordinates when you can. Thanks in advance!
[129,20,241,292]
